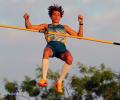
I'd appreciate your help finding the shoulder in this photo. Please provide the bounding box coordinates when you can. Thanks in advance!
[64,24,69,28]
[63,24,70,30]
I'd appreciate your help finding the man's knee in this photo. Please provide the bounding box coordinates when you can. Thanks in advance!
[65,55,73,65]
[43,48,53,59]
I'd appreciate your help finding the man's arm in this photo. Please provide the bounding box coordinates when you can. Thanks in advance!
[64,15,83,37]
[23,13,48,31]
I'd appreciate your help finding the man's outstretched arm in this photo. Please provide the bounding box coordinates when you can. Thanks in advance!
[23,13,47,31]
[64,15,83,37]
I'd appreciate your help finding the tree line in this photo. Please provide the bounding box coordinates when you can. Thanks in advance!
[0,63,120,100]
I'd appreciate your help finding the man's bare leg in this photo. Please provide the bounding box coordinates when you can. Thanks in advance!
[42,47,53,80]
[38,47,53,87]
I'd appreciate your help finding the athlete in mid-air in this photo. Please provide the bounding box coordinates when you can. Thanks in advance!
[23,4,83,93]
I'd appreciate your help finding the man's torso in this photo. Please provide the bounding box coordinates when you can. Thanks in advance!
[44,24,67,44]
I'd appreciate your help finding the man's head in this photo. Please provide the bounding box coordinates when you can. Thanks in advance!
[48,4,64,24]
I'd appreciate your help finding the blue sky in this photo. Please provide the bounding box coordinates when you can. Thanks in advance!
[0,0,120,83]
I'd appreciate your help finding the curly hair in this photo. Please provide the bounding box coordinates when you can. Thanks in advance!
[48,4,64,17]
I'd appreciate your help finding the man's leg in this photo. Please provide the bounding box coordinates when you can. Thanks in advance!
[38,47,53,87]
[42,47,53,80]
[58,50,73,83]
[56,50,73,93]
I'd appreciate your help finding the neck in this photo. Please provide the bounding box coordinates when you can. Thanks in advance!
[52,22,59,25]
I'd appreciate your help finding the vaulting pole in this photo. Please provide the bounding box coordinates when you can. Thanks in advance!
[0,25,120,46]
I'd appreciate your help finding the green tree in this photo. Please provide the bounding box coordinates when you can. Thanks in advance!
[4,80,18,100]
[21,76,40,98]
[70,63,120,100]
[2,63,119,100]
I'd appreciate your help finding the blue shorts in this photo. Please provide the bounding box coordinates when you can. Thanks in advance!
[46,41,67,58]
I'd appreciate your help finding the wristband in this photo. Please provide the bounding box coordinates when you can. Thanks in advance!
[79,24,83,25]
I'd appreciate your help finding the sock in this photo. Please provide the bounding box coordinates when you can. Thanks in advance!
[42,59,49,80]
[58,63,72,83]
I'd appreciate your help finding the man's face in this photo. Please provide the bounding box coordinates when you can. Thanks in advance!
[51,11,61,23]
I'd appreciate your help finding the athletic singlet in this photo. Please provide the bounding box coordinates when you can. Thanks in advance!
[44,24,67,44]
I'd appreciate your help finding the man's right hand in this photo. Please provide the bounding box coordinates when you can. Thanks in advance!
[23,13,29,20]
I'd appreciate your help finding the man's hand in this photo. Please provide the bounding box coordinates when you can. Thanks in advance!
[23,13,29,20]
[78,15,83,24]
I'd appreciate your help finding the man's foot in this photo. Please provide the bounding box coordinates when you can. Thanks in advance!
[38,79,48,87]
[56,82,63,94]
